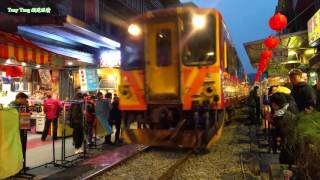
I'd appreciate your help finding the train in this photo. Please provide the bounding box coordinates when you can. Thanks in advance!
[119,7,249,149]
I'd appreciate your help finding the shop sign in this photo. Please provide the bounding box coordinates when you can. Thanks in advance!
[80,68,99,92]
[270,48,288,62]
[308,9,320,46]
[100,50,121,67]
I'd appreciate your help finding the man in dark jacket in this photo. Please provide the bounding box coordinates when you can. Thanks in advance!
[70,93,84,154]
[289,69,316,112]
[109,95,122,144]
[270,93,298,165]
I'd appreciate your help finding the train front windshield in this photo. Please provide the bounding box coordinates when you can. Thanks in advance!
[181,14,216,66]
[122,12,216,69]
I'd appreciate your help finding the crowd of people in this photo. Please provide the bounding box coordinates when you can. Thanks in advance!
[248,69,320,166]
[68,91,123,153]
[10,90,123,154]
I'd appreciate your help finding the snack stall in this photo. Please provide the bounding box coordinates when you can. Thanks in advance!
[0,31,76,138]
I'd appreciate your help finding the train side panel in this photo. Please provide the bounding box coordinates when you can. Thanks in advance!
[119,70,147,111]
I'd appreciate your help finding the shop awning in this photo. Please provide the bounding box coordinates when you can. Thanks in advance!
[309,53,320,68]
[244,31,314,68]
[0,31,70,65]
[16,16,120,50]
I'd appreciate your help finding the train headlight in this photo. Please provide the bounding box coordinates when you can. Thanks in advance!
[203,85,215,97]
[128,24,142,36]
[192,15,206,29]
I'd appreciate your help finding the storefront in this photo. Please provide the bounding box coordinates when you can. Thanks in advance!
[0,31,83,136]
[244,30,317,86]
[97,49,121,95]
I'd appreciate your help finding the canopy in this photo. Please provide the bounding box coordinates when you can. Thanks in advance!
[0,31,68,65]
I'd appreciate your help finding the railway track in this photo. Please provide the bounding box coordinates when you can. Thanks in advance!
[85,108,250,180]
[90,147,193,180]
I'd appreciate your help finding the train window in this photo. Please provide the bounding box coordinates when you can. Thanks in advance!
[181,14,216,66]
[121,40,144,70]
[156,29,172,66]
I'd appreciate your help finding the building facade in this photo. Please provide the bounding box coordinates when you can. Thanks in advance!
[244,0,320,81]
[276,0,320,33]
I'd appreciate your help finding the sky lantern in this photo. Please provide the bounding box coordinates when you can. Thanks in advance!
[264,36,279,49]
[260,50,273,60]
[269,12,287,32]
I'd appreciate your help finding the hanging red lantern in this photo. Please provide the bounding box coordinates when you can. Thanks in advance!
[264,36,279,49]
[5,66,23,78]
[255,72,261,81]
[260,58,269,66]
[258,65,265,73]
[261,50,273,60]
[14,66,23,77]
[5,66,13,77]
[269,12,287,32]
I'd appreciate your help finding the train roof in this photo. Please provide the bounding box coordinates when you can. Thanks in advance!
[130,7,222,22]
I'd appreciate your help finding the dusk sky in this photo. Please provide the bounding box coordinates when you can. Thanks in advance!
[180,0,278,73]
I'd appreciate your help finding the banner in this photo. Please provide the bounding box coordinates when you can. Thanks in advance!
[80,68,99,92]
[0,108,23,179]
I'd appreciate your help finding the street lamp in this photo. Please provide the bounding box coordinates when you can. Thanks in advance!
[128,24,142,36]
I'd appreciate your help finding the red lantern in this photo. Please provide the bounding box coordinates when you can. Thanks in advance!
[261,50,273,60]
[5,66,23,78]
[5,66,13,77]
[258,66,265,73]
[269,12,287,32]
[14,66,23,77]
[264,36,279,49]
[260,58,269,66]
[255,73,261,81]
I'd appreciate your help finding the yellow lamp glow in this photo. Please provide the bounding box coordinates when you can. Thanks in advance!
[108,74,117,82]
[128,24,142,36]
[192,15,206,29]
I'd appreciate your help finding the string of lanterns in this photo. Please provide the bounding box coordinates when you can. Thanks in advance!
[255,12,288,82]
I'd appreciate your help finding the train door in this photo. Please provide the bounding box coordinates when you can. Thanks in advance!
[145,22,180,103]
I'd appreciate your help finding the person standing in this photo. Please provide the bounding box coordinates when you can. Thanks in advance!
[95,92,112,144]
[9,92,29,112]
[247,86,260,125]
[253,86,261,124]
[70,93,84,153]
[9,92,30,171]
[109,95,122,144]
[85,96,95,146]
[289,69,316,112]
[269,92,298,165]
[313,78,320,111]
[41,93,61,141]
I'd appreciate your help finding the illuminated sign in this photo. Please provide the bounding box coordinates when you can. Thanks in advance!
[308,9,320,46]
[100,50,121,67]
[7,7,51,14]
[80,68,99,92]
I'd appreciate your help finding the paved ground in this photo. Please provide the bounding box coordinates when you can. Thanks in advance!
[8,113,284,180]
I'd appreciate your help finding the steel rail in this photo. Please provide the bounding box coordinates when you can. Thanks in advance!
[80,145,150,180]
[158,150,193,180]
